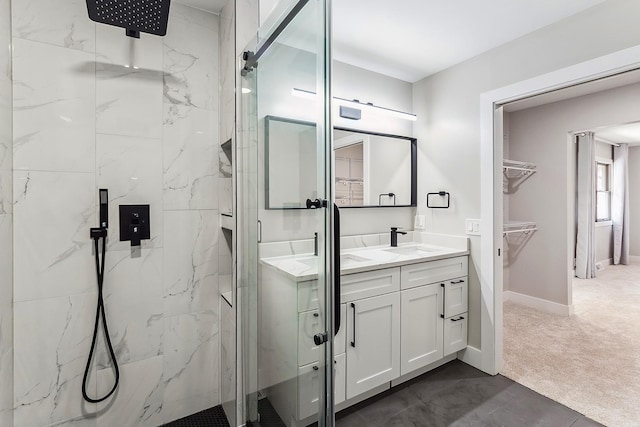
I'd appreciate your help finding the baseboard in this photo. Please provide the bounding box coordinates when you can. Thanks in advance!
[504,290,574,316]
[629,255,640,262]
[457,345,483,371]
[596,258,613,270]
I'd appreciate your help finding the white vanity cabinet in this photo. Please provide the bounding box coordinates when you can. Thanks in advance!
[400,257,469,375]
[261,248,468,427]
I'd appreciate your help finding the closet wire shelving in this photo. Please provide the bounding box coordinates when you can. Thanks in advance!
[503,159,538,238]
[503,159,536,178]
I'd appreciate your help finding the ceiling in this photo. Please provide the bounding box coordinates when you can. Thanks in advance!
[175,0,605,83]
[596,122,640,145]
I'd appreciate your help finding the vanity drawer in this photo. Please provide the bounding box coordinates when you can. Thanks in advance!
[443,313,468,356]
[444,277,468,318]
[298,304,347,366]
[341,267,400,303]
[400,256,468,290]
[298,279,320,312]
[298,309,323,366]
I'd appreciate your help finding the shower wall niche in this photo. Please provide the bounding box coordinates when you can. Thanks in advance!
[8,2,222,426]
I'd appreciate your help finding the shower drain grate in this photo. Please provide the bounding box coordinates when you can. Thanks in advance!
[162,405,230,427]
[86,0,171,37]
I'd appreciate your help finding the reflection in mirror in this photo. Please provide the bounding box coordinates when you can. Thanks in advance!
[265,115,417,209]
[265,116,318,209]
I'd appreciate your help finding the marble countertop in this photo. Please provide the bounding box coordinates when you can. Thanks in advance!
[260,242,469,282]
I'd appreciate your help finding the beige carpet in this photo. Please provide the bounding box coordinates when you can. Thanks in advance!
[502,261,640,427]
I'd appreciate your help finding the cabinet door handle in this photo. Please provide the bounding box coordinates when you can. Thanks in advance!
[451,316,465,322]
[350,302,356,348]
[440,283,445,318]
[451,279,465,284]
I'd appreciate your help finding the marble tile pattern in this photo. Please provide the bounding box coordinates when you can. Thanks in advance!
[0,0,12,423]
[96,248,164,369]
[162,311,219,423]
[11,0,96,52]
[95,27,163,139]
[96,356,164,427]
[163,210,219,317]
[13,294,98,427]
[218,2,237,426]
[164,104,218,210]
[163,4,219,111]
[13,170,95,302]
[12,39,96,172]
[96,133,163,251]
[9,2,223,426]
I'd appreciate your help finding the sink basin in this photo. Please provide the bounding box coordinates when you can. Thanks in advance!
[340,253,371,265]
[295,253,371,269]
[383,245,440,256]
[295,257,318,268]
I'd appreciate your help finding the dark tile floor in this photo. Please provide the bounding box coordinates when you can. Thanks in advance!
[163,360,604,427]
[335,360,604,427]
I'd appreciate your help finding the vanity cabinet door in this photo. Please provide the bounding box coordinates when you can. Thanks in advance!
[400,284,443,375]
[346,292,400,399]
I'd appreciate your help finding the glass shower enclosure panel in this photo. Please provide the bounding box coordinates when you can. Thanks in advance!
[238,0,334,426]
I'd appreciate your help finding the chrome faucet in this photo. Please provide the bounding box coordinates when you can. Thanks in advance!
[390,227,407,247]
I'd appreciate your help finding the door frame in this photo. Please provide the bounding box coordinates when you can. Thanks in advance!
[479,44,640,375]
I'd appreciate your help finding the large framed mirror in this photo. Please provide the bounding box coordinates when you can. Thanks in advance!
[265,115,417,209]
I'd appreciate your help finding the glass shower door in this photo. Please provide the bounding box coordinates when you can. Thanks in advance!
[238,0,335,426]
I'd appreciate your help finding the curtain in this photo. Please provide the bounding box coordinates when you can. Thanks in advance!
[612,144,630,265]
[576,132,596,279]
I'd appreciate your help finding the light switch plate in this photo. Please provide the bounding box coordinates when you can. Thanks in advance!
[466,219,481,236]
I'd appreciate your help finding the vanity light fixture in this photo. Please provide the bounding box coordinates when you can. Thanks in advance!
[291,88,417,121]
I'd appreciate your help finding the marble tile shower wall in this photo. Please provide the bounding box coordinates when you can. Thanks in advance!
[218,0,236,426]
[10,1,221,426]
[0,0,13,425]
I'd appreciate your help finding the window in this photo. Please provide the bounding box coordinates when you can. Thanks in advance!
[596,162,611,222]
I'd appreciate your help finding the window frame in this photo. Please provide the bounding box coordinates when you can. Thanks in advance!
[595,158,612,224]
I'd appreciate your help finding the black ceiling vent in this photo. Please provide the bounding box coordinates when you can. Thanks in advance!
[86,0,171,38]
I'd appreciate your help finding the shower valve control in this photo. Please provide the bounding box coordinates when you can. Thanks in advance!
[119,205,150,247]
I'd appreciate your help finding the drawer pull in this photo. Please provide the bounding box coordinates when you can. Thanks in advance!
[313,365,319,371]
[451,316,465,322]
[350,303,356,348]
[313,312,319,318]
[451,279,465,284]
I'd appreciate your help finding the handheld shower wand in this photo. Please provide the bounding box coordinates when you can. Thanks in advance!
[82,189,120,403]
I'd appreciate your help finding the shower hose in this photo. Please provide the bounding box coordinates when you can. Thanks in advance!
[81,231,120,403]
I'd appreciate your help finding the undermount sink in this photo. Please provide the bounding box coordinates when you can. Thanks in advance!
[340,253,371,265]
[383,245,440,256]
[295,253,371,269]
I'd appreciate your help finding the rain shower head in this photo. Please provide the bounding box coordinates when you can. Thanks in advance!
[86,0,171,38]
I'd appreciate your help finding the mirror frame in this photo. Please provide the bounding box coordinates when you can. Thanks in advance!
[264,115,417,209]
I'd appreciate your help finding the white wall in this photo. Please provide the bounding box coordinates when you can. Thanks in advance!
[413,0,640,349]
[506,83,640,307]
[629,146,640,256]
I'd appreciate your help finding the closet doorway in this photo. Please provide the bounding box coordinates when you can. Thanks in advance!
[498,72,640,427]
